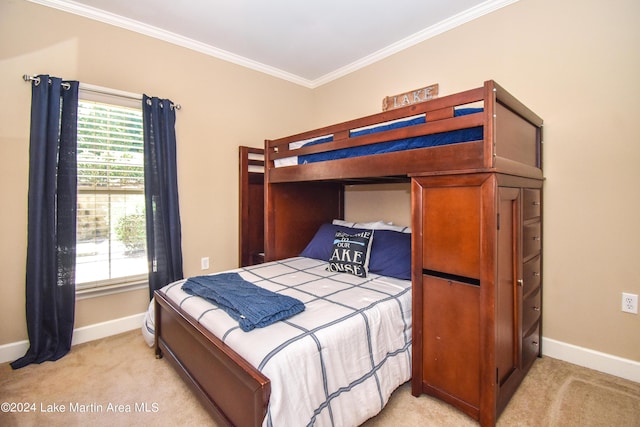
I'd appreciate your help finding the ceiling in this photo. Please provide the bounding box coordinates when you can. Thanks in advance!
[33,0,517,88]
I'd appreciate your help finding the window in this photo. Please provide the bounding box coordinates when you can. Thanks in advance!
[75,93,148,293]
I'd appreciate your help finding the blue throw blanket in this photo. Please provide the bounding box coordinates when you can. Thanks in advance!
[181,273,305,332]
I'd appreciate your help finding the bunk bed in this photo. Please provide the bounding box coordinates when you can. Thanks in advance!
[154,80,544,427]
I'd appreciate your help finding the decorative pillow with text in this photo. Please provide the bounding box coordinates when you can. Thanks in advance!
[326,230,373,278]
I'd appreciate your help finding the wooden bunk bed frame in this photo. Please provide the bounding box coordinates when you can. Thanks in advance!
[264,80,542,261]
[155,80,544,427]
[239,146,265,267]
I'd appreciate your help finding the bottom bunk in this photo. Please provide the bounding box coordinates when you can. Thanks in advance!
[149,230,413,426]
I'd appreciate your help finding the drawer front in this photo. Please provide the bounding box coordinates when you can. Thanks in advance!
[523,189,541,220]
[522,324,541,368]
[523,221,541,260]
[522,254,541,297]
[522,286,541,335]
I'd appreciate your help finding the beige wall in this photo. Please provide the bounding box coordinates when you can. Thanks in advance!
[345,183,411,226]
[0,0,313,343]
[337,0,640,362]
[1,0,639,365]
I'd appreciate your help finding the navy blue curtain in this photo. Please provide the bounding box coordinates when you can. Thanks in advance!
[12,75,79,369]
[143,95,183,299]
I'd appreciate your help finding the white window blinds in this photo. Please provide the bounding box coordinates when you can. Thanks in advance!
[75,99,148,290]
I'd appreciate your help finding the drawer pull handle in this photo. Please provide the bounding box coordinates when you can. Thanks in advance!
[533,306,541,311]
[517,279,523,287]
[532,201,541,206]
[532,341,539,347]
[533,271,540,277]
[532,236,541,241]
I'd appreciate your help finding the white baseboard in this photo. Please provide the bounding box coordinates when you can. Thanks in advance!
[0,312,145,364]
[542,337,640,383]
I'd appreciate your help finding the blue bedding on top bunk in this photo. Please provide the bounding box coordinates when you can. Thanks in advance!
[298,108,483,164]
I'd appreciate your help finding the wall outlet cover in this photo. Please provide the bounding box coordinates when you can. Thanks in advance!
[622,292,638,314]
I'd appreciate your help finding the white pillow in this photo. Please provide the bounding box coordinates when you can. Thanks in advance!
[332,219,411,233]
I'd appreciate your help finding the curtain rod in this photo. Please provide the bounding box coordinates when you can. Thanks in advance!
[22,74,181,110]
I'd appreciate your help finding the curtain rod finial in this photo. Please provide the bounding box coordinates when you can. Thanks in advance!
[23,74,41,86]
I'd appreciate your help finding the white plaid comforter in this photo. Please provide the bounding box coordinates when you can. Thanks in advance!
[144,256,412,427]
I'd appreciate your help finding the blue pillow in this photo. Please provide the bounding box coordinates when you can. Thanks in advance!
[301,223,411,280]
[369,228,412,280]
[300,223,357,261]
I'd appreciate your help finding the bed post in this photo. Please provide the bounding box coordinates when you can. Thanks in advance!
[483,80,497,170]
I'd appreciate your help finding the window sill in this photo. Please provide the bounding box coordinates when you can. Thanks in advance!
[76,279,148,300]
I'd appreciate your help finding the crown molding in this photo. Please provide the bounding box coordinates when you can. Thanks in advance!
[28,0,518,89]
[27,0,315,87]
[310,0,520,88]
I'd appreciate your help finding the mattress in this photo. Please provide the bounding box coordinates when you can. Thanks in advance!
[143,256,412,427]
[274,108,483,167]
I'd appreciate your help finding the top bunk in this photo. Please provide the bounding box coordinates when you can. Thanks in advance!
[265,80,543,184]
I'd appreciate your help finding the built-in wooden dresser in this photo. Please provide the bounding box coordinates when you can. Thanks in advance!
[411,172,543,426]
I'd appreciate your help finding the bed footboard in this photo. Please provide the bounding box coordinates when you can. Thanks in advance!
[154,290,270,427]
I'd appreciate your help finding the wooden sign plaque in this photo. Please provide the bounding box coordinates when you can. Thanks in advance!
[382,83,439,111]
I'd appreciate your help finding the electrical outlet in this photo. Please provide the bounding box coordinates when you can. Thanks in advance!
[622,293,638,314]
[201,257,210,270]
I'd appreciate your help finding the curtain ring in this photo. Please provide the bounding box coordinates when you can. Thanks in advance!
[23,74,42,86]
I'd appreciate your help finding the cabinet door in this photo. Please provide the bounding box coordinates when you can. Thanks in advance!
[415,174,490,419]
[422,274,480,407]
[496,188,520,387]
[422,186,481,280]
